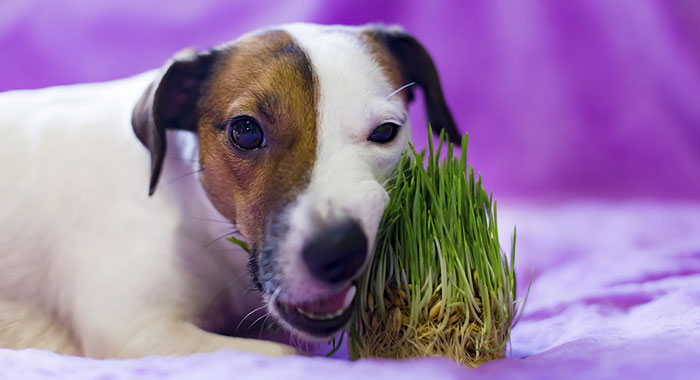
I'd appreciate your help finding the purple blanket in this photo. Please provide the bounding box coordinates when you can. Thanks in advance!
[2,201,699,379]
[2,1,700,379]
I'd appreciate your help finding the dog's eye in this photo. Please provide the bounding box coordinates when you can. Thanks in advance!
[368,122,400,144]
[228,117,265,151]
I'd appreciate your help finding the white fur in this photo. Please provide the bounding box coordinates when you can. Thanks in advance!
[0,23,412,356]
[273,25,411,312]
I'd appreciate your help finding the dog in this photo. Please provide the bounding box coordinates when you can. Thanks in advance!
[0,23,459,358]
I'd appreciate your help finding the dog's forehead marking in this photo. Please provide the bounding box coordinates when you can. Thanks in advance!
[197,29,318,242]
[282,24,408,173]
[283,24,406,134]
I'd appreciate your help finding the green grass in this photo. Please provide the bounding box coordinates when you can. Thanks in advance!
[343,130,525,366]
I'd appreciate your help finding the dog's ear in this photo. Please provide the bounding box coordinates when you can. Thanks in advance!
[369,26,461,145]
[132,49,217,196]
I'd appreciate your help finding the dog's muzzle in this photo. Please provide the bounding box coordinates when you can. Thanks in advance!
[272,218,368,338]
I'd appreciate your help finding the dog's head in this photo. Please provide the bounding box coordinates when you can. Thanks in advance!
[132,23,459,340]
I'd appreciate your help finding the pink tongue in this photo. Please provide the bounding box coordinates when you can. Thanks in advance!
[295,287,351,314]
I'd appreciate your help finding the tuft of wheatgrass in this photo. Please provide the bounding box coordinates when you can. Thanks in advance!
[337,130,526,367]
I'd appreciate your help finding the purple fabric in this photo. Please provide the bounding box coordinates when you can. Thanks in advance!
[2,1,700,379]
[2,201,700,379]
[1,0,699,199]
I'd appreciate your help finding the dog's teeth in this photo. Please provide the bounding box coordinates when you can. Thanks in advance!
[294,286,356,320]
[343,286,356,309]
[295,303,350,320]
[296,306,314,319]
[296,307,341,320]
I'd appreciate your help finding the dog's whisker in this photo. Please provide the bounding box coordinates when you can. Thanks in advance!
[186,216,236,225]
[301,339,311,354]
[160,167,204,188]
[234,305,268,334]
[380,175,397,188]
[194,231,239,255]
[200,231,243,253]
[257,314,273,338]
[190,230,248,321]
[209,226,239,238]
[207,249,253,255]
[262,314,273,329]
[249,287,279,335]
[165,156,201,163]
[248,311,270,332]
[385,81,416,99]
[290,332,299,350]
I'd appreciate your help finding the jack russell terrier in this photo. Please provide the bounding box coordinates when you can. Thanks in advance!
[0,23,459,358]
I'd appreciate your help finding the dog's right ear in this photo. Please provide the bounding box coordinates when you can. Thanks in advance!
[131,49,217,196]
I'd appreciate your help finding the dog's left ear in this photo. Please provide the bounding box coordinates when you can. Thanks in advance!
[132,49,216,196]
[368,26,461,145]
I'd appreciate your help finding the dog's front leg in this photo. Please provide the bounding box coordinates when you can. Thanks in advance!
[77,316,296,358]
[67,256,296,358]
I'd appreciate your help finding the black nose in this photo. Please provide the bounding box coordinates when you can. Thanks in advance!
[302,219,368,285]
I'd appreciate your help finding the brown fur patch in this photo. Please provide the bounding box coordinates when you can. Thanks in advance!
[197,30,318,244]
[356,28,411,104]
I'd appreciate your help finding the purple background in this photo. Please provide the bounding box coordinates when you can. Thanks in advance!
[2,2,700,379]
[3,0,699,200]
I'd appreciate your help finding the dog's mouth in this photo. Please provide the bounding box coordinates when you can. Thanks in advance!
[273,285,356,338]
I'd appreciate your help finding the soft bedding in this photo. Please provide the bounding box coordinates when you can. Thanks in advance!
[2,201,699,379]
